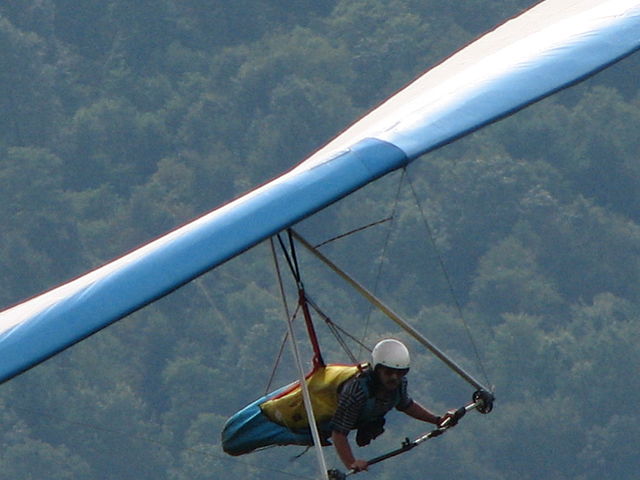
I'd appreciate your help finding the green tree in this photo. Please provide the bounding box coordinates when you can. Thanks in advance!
[0,440,92,480]
[0,16,60,147]
[50,0,113,59]
[565,87,640,220]
[107,0,175,71]
[0,147,83,305]
[62,98,169,191]
[327,0,432,105]
[1,2,640,479]
[470,236,564,318]
[515,196,640,302]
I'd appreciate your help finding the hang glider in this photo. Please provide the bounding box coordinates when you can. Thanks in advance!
[220,229,495,461]
[1,0,639,392]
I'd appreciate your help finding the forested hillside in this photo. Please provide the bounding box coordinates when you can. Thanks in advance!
[1,1,639,479]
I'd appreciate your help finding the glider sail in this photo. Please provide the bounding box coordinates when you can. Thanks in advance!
[1,0,639,386]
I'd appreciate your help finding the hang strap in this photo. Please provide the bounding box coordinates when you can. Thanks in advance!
[277,230,325,369]
[270,236,328,480]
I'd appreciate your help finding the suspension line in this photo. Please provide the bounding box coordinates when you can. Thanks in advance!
[290,229,492,393]
[270,237,328,480]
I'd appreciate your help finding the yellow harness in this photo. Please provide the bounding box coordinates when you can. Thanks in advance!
[260,364,364,430]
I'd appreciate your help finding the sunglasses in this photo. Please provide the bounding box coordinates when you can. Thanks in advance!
[379,366,409,377]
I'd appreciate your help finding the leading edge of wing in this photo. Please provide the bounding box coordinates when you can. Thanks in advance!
[1,0,639,384]
[0,139,408,383]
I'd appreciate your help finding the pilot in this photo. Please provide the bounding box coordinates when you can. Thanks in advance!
[330,339,459,472]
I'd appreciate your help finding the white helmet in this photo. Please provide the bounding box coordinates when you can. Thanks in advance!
[371,339,410,370]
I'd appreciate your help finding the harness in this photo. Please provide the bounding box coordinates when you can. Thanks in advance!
[355,368,402,423]
[353,368,402,446]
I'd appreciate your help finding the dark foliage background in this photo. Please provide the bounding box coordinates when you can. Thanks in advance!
[1,1,638,478]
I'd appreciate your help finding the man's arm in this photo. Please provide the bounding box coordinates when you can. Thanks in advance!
[402,400,441,425]
[331,430,368,472]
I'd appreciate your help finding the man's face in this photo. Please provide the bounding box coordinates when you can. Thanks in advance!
[376,365,409,391]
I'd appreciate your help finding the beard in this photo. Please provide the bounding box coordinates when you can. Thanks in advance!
[382,377,399,391]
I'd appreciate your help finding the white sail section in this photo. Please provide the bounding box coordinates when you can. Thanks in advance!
[303,0,640,165]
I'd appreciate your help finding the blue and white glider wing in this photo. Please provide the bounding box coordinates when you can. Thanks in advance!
[1,0,639,383]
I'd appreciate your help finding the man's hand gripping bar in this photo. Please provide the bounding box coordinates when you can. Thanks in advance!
[327,390,494,480]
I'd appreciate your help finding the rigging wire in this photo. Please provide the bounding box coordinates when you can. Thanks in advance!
[4,240,322,480]
[276,231,301,285]
[405,171,493,391]
[292,228,490,391]
[273,231,370,366]
[313,217,393,249]
[264,329,291,395]
[305,294,371,364]
[281,230,326,368]
[266,238,299,394]
[270,235,329,480]
[357,169,407,359]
